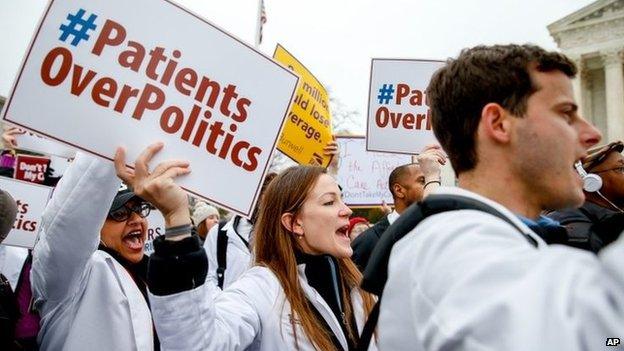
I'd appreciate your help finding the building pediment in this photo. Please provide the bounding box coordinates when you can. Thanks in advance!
[548,0,624,53]
[549,0,624,32]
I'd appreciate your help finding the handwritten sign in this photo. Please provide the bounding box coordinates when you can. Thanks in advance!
[336,136,411,206]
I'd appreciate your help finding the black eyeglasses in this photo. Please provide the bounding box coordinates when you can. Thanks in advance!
[593,167,624,175]
[108,203,152,222]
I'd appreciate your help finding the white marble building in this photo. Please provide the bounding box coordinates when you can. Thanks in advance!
[549,0,624,142]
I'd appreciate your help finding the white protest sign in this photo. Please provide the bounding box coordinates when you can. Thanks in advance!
[336,136,411,207]
[366,59,444,154]
[143,209,165,256]
[2,0,299,218]
[0,177,53,248]
[15,128,76,159]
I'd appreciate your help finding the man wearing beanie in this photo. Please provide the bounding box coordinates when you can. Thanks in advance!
[548,140,624,252]
[191,201,220,242]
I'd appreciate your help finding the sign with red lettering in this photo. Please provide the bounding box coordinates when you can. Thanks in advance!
[14,155,50,184]
[335,136,411,206]
[143,209,165,256]
[2,0,299,218]
[0,177,53,248]
[366,59,444,154]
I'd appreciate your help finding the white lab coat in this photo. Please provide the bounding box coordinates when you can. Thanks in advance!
[150,264,376,351]
[378,186,624,351]
[203,216,253,288]
[31,153,154,351]
[0,245,28,290]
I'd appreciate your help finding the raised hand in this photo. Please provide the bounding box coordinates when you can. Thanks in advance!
[114,142,191,228]
[415,144,446,181]
[2,126,22,150]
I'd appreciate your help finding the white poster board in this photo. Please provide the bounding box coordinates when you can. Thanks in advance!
[143,209,165,256]
[336,136,411,207]
[0,177,53,248]
[366,58,444,154]
[16,128,76,159]
[2,0,299,218]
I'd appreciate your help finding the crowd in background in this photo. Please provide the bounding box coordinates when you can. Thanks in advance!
[0,43,623,350]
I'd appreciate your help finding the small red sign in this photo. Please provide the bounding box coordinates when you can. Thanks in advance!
[13,155,50,184]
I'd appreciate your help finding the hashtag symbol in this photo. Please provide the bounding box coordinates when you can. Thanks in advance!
[377,84,395,104]
[59,9,98,47]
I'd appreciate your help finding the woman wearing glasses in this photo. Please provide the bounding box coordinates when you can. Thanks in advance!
[31,153,160,351]
[548,140,624,252]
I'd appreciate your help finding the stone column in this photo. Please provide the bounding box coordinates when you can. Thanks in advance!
[603,50,624,142]
[570,56,585,117]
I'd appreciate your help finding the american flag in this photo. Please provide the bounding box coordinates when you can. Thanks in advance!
[256,0,267,46]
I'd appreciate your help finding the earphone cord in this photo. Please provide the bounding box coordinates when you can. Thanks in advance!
[596,191,624,213]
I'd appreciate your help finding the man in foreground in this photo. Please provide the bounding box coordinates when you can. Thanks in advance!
[377,44,624,350]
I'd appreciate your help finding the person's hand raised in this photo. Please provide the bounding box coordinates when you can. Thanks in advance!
[114,142,191,227]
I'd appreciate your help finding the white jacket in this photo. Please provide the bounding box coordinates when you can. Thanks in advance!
[203,216,253,288]
[31,153,154,351]
[0,245,28,290]
[378,186,624,351]
[150,264,376,351]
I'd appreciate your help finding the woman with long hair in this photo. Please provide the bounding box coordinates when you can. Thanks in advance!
[115,143,376,350]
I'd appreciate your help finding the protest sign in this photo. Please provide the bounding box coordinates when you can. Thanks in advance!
[0,177,53,248]
[143,209,165,256]
[366,58,444,154]
[2,0,299,218]
[15,128,76,159]
[273,44,332,166]
[335,136,411,206]
[14,154,50,184]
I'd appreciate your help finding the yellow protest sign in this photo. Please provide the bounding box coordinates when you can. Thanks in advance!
[273,44,332,167]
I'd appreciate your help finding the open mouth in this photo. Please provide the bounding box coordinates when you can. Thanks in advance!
[122,230,145,251]
[336,224,350,240]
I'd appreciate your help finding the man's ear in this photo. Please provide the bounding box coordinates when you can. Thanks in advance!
[281,212,304,235]
[393,183,405,199]
[481,103,513,144]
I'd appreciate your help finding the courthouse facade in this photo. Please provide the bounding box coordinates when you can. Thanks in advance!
[549,0,624,142]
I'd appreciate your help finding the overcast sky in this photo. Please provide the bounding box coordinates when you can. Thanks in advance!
[1,0,595,132]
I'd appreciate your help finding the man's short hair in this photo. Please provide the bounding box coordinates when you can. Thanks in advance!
[388,163,416,199]
[427,44,577,174]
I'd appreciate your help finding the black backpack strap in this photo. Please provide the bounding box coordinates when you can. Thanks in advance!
[356,300,379,351]
[216,220,228,289]
[356,194,538,350]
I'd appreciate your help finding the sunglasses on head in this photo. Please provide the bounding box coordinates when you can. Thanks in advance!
[108,202,152,222]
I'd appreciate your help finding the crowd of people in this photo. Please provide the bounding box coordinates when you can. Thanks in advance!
[0,43,623,350]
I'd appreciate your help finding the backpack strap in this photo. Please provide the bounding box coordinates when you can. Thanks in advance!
[356,194,538,350]
[216,220,228,289]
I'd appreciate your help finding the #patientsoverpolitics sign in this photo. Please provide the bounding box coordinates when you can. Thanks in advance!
[2,0,299,218]
[0,177,53,248]
[273,44,333,167]
[367,58,444,154]
[335,136,411,207]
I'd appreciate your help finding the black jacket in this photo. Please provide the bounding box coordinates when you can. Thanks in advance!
[547,201,624,253]
[351,215,390,272]
[0,273,18,350]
